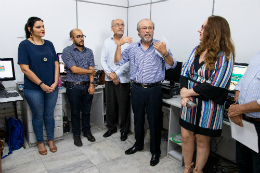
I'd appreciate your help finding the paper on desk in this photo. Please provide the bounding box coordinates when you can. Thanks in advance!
[230,119,258,153]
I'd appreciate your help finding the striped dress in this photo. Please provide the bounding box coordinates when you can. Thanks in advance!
[180,47,234,137]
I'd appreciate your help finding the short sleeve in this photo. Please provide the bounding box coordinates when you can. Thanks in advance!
[48,41,58,61]
[88,49,95,67]
[18,41,30,65]
[62,47,77,69]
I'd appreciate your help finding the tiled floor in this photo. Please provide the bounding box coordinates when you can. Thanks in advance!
[1,123,184,173]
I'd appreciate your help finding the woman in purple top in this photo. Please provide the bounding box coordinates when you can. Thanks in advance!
[18,17,59,155]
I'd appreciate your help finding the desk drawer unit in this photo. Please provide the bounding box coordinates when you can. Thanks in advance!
[28,126,63,146]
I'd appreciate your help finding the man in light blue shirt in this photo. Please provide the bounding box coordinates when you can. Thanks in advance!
[115,19,177,166]
[101,19,130,141]
[228,50,260,173]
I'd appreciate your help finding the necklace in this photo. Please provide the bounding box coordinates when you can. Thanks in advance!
[31,38,47,62]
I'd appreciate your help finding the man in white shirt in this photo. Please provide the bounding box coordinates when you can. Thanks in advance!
[101,19,130,141]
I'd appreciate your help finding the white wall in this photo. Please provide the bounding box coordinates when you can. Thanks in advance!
[78,0,128,7]
[128,5,151,42]
[151,0,213,63]
[0,0,76,88]
[214,0,260,63]
[77,1,127,69]
[129,0,150,6]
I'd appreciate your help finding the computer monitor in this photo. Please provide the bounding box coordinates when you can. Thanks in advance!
[57,53,67,75]
[165,61,183,86]
[0,58,16,81]
[229,63,248,91]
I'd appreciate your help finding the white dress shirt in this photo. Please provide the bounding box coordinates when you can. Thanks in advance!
[101,35,130,83]
[235,50,260,118]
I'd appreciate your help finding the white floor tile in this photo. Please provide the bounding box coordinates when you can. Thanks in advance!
[96,155,150,173]
[2,146,40,171]
[3,160,47,173]
[81,139,125,166]
[41,150,93,173]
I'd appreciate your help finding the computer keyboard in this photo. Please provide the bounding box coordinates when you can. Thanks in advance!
[0,92,20,98]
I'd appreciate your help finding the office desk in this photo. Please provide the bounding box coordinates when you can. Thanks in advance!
[58,85,106,129]
[162,96,184,165]
[162,95,236,164]
[0,90,23,119]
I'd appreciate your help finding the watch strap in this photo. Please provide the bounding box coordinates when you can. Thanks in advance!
[163,52,169,59]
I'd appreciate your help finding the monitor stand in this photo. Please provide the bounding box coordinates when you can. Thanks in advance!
[0,82,7,95]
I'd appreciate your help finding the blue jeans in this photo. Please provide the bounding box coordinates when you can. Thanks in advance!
[236,121,260,173]
[24,88,58,143]
[66,83,93,136]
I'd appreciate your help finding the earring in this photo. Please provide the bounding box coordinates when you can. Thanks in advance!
[30,34,33,38]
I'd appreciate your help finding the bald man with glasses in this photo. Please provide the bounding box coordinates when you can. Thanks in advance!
[62,29,96,147]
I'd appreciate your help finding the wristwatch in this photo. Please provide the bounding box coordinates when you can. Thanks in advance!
[90,81,95,85]
[163,52,169,59]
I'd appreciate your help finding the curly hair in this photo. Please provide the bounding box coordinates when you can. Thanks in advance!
[195,16,235,70]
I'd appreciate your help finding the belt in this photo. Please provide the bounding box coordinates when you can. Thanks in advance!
[67,81,89,85]
[132,81,161,88]
[243,114,260,122]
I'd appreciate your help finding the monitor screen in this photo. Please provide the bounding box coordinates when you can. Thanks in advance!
[165,61,183,85]
[0,58,15,81]
[229,63,248,90]
[57,53,67,75]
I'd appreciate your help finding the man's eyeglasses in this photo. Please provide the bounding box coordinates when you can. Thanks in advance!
[74,35,86,39]
[141,27,153,30]
[113,24,125,27]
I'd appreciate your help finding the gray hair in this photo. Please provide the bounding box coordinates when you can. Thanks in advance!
[111,19,124,27]
[137,19,155,31]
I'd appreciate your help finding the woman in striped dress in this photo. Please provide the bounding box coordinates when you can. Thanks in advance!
[179,16,235,173]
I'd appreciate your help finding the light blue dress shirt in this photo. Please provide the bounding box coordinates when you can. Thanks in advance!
[101,36,130,83]
[116,39,177,84]
[235,50,260,118]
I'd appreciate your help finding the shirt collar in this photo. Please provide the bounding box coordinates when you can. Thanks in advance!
[71,43,87,51]
[111,34,126,40]
[137,39,156,47]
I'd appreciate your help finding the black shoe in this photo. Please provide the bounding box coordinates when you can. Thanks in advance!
[125,146,142,155]
[73,135,82,147]
[150,155,160,166]
[103,128,117,137]
[84,133,96,142]
[120,132,128,141]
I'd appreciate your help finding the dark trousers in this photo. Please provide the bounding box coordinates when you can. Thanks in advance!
[236,121,260,173]
[66,83,93,136]
[105,81,130,133]
[131,84,162,156]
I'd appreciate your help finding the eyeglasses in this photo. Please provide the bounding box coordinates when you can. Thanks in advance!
[74,35,86,39]
[113,24,125,27]
[141,27,153,30]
